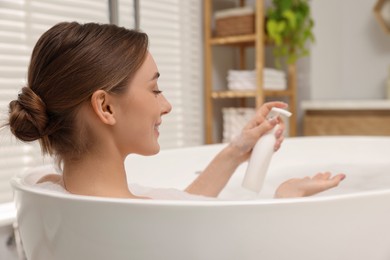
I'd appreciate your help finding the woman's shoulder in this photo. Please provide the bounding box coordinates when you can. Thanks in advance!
[36,173,62,184]
[35,173,68,193]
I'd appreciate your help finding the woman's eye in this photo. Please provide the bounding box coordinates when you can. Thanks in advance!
[153,90,163,95]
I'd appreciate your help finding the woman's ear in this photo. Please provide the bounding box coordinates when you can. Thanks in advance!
[90,90,116,125]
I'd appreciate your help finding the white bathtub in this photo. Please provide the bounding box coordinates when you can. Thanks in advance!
[11,137,390,260]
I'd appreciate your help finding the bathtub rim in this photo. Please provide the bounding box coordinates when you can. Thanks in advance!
[10,173,390,207]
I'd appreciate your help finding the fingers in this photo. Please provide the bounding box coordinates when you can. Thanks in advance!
[313,172,331,180]
[247,101,287,130]
[250,116,278,139]
[303,172,346,196]
[272,121,285,151]
[331,173,346,183]
[256,101,288,119]
[252,118,285,152]
[317,172,346,189]
[274,135,284,151]
[320,174,345,192]
[311,172,345,183]
[275,121,284,136]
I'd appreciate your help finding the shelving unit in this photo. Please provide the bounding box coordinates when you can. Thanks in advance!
[203,0,297,144]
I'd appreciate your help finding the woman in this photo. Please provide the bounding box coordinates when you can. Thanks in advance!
[7,22,345,199]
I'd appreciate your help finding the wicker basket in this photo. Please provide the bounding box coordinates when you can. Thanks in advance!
[215,13,255,37]
[214,7,255,37]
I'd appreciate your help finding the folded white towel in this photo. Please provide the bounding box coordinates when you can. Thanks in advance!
[227,77,285,83]
[227,78,257,84]
[227,75,257,81]
[228,69,286,78]
[264,74,285,80]
[264,77,287,85]
[215,6,255,20]
[264,68,285,77]
[228,83,256,90]
[264,83,287,90]
[226,68,287,91]
[228,70,256,77]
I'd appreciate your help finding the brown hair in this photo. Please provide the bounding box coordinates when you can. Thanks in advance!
[7,22,148,161]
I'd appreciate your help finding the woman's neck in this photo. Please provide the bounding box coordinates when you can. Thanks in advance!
[62,150,136,198]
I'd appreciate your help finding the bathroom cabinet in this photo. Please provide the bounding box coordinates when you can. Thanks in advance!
[203,0,297,143]
[302,100,390,136]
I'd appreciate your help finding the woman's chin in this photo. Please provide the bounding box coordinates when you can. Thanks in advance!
[140,145,160,156]
[150,147,160,155]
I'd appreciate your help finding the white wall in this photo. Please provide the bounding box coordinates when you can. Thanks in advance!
[310,0,390,100]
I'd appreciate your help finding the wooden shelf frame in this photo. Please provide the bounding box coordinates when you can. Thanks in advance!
[210,34,272,46]
[211,89,294,99]
[203,0,297,144]
[210,34,256,45]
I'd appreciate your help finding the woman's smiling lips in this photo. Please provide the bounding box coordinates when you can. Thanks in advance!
[155,121,161,136]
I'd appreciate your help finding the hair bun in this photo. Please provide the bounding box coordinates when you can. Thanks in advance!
[8,87,49,142]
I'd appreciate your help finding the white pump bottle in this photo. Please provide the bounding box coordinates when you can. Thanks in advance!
[242,107,292,193]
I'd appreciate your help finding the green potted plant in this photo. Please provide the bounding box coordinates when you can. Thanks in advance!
[266,0,315,66]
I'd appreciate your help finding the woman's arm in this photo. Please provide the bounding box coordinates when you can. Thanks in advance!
[184,100,346,199]
[184,143,244,197]
[185,101,287,197]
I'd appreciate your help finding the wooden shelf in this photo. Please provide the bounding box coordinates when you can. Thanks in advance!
[211,90,256,98]
[203,0,297,143]
[211,89,293,99]
[210,34,256,45]
[264,89,293,96]
[210,34,272,46]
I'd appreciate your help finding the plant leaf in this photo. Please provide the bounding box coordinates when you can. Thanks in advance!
[282,10,296,29]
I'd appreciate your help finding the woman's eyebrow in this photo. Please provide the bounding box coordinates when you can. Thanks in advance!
[150,72,160,81]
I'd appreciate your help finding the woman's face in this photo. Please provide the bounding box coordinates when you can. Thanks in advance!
[113,52,172,156]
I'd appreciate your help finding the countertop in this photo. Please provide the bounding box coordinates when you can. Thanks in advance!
[301,100,390,110]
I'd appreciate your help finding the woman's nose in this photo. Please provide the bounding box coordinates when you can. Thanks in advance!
[161,94,172,115]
